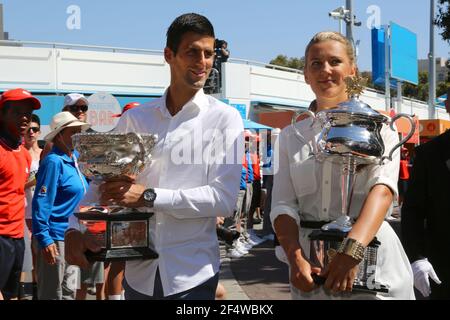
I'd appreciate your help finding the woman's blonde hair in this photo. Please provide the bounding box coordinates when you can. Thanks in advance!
[304,31,355,68]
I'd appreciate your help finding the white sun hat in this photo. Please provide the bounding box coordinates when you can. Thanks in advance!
[44,111,91,142]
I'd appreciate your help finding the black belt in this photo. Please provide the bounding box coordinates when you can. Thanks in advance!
[300,220,331,229]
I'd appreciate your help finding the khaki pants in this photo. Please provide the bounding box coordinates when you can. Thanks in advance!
[34,239,79,300]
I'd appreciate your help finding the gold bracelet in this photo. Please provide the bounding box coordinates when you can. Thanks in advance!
[337,237,366,262]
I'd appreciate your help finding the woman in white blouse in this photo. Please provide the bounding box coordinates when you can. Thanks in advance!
[270,31,414,300]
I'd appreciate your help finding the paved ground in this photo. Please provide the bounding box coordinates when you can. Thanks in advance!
[224,240,290,300]
[218,220,290,300]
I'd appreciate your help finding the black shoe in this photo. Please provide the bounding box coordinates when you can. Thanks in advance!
[216,226,240,246]
[253,218,262,224]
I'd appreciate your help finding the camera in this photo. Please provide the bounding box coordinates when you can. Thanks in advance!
[329,11,342,18]
[216,225,240,245]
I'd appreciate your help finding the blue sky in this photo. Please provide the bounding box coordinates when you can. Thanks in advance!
[1,0,449,72]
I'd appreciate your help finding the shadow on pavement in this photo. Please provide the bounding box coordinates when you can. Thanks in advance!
[228,240,291,300]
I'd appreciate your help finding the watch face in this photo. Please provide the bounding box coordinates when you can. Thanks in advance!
[144,189,156,202]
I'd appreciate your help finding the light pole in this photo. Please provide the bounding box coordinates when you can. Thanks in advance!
[429,0,436,119]
[329,1,361,57]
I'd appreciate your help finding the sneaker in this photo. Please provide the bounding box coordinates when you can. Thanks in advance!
[237,237,253,251]
[246,230,266,245]
[87,285,96,296]
[227,248,244,258]
[234,240,249,254]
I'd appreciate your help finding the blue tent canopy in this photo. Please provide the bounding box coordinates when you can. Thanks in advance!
[436,94,447,108]
[243,119,272,130]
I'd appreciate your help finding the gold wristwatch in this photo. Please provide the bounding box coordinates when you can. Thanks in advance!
[337,237,366,262]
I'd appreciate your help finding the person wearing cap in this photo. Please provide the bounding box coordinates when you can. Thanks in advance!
[112,102,140,118]
[0,88,41,300]
[62,93,89,122]
[65,13,243,300]
[31,111,90,300]
[40,93,90,160]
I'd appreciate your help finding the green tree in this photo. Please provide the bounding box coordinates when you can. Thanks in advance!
[402,72,430,101]
[269,55,305,70]
[436,0,450,42]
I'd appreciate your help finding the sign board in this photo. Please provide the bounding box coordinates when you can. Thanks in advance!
[87,92,121,132]
[371,27,386,86]
[371,27,397,88]
[390,22,418,85]
[419,119,450,137]
[371,23,418,86]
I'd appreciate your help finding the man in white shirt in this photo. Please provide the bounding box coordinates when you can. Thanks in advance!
[65,13,243,300]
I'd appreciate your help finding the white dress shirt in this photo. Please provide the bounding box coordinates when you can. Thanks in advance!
[270,116,414,299]
[71,89,244,296]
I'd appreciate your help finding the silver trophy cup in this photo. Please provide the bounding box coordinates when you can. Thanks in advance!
[72,132,159,261]
[291,76,416,293]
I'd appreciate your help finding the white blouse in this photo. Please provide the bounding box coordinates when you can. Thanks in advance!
[270,116,415,300]
[270,116,399,227]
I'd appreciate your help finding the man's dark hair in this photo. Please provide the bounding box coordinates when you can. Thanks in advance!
[31,113,41,126]
[166,13,215,55]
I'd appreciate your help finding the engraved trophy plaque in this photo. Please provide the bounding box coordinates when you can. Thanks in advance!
[73,132,159,261]
[291,75,416,293]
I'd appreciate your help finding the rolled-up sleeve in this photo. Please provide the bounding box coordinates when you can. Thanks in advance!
[365,123,401,197]
[270,129,301,227]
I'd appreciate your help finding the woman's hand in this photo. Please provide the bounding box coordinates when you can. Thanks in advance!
[289,250,321,293]
[42,243,59,265]
[321,253,360,293]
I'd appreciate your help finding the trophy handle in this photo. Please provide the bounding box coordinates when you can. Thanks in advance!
[291,110,316,154]
[381,113,416,164]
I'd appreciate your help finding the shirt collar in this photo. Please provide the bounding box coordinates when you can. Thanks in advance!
[156,88,208,118]
[51,145,77,163]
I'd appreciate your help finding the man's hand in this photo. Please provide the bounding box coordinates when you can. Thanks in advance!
[99,176,146,208]
[65,229,102,270]
[42,243,59,265]
[412,258,441,297]
[288,249,321,293]
[321,253,360,293]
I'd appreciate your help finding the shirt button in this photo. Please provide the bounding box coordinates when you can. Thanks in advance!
[325,180,329,185]
[323,208,327,212]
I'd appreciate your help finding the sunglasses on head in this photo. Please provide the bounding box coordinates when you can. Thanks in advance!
[68,104,88,113]
[28,126,40,133]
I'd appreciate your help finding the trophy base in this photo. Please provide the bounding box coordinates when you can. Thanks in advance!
[85,247,159,262]
[311,274,389,294]
[309,229,388,294]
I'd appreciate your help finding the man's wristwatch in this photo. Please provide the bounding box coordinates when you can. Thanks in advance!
[142,188,157,208]
[337,237,366,262]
